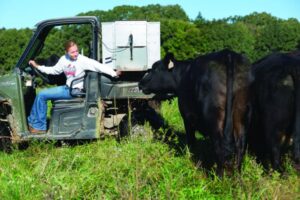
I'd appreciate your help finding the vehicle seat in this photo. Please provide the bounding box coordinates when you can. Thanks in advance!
[52,75,86,107]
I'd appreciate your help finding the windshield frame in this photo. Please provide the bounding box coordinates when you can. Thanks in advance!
[15,16,100,73]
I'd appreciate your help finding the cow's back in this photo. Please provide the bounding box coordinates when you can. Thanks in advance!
[184,50,251,134]
[249,52,300,170]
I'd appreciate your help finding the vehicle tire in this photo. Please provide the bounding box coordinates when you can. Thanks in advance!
[0,121,12,153]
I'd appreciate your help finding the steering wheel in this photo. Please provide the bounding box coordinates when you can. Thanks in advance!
[31,66,50,83]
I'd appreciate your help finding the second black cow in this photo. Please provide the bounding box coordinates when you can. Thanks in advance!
[248,51,300,171]
[139,49,251,174]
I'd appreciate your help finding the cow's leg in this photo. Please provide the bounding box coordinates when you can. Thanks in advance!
[212,129,226,176]
[209,107,228,176]
[265,124,282,171]
[292,74,300,168]
[293,131,300,168]
[182,117,196,149]
[233,97,250,172]
[292,88,300,169]
[235,109,250,172]
[209,112,226,176]
[178,98,197,149]
[293,136,300,171]
[270,141,282,171]
[234,128,246,172]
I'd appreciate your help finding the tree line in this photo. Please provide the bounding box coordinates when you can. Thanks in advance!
[0,4,300,75]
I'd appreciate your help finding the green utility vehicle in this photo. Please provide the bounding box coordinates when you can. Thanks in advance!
[0,16,161,149]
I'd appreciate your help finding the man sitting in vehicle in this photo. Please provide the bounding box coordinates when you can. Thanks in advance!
[28,40,121,134]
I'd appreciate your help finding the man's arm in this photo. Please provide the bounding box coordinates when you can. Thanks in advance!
[81,56,121,78]
[29,57,64,75]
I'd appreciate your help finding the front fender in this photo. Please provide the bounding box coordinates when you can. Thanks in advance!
[0,73,27,136]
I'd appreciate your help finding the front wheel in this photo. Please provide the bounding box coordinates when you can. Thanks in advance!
[0,121,12,153]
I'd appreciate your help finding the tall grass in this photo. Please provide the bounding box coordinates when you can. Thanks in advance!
[0,98,299,199]
[0,138,205,199]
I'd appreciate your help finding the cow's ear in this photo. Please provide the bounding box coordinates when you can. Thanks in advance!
[164,53,175,68]
[168,60,174,69]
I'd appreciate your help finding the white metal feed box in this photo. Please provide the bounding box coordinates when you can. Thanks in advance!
[101,21,160,71]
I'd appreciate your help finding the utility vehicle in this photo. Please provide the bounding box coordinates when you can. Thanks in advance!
[0,16,161,149]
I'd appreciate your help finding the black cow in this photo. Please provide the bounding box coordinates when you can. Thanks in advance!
[139,49,251,174]
[248,52,300,171]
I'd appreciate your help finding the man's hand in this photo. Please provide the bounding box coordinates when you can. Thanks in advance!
[116,70,122,76]
[28,60,39,68]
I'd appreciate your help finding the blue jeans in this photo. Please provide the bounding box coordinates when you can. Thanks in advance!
[27,85,73,131]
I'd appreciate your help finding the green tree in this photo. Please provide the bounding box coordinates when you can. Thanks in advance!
[0,28,32,74]
[255,19,300,59]
[80,4,189,22]
[1,5,300,72]
[195,20,255,60]
[237,12,300,60]
[160,19,202,59]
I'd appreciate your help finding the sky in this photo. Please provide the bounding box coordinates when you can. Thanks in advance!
[0,0,299,29]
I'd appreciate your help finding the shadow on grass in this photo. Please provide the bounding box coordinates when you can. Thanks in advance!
[153,126,217,174]
[137,107,217,173]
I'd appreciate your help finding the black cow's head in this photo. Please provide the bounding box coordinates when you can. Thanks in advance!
[139,53,177,95]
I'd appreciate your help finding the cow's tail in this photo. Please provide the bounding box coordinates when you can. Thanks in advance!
[223,52,235,161]
[291,61,300,163]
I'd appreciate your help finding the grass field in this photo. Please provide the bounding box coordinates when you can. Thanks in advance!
[0,99,300,199]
